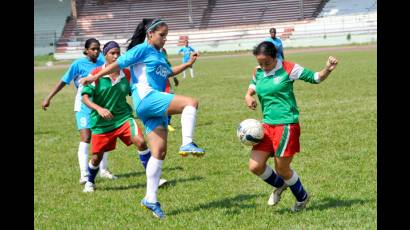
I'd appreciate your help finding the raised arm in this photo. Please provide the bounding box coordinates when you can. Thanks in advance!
[316,56,338,82]
[42,81,67,110]
[79,62,120,85]
[170,52,198,76]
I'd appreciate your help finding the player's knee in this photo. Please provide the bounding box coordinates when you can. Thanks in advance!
[91,153,103,166]
[275,165,292,179]
[188,97,198,108]
[249,162,264,175]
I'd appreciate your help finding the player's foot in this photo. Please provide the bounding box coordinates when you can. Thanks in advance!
[179,142,205,157]
[83,181,96,193]
[79,174,88,184]
[268,183,288,206]
[99,169,118,180]
[167,125,175,132]
[140,198,165,219]
[291,193,310,212]
[159,178,168,187]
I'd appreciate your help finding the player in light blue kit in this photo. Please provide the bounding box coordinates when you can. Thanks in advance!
[42,38,117,184]
[178,40,195,78]
[80,18,205,219]
[265,27,284,61]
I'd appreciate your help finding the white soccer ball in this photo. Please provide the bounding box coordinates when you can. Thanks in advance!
[237,119,264,146]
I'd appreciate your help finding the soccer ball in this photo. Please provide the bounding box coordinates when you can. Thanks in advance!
[237,119,264,146]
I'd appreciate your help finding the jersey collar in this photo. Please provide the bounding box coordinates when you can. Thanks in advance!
[258,60,283,77]
[101,63,126,85]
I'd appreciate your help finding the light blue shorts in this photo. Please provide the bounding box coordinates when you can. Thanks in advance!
[136,90,175,134]
[75,110,90,130]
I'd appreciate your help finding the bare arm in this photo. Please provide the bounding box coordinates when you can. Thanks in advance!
[82,94,113,120]
[245,88,257,110]
[316,56,338,82]
[42,81,67,110]
[79,62,120,85]
[170,52,198,76]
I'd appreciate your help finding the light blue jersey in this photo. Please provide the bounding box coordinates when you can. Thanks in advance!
[116,41,173,109]
[178,46,195,63]
[61,54,105,112]
[265,37,284,61]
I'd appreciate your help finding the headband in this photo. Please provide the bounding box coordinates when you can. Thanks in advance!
[147,19,167,32]
[103,41,120,55]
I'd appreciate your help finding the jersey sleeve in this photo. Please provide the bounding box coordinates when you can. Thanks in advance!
[81,83,95,97]
[117,44,147,70]
[60,62,79,85]
[189,46,195,52]
[178,47,183,53]
[286,61,319,84]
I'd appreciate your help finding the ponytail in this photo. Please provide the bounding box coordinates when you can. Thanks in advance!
[127,18,154,50]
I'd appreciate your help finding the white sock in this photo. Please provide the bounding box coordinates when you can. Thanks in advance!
[78,142,89,176]
[145,157,163,203]
[99,152,109,171]
[190,68,194,78]
[284,170,299,186]
[138,149,150,155]
[181,106,197,146]
[183,71,186,79]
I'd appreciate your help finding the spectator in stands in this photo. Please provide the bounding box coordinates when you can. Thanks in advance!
[245,41,338,211]
[265,28,285,60]
[42,38,117,184]
[81,41,166,193]
[79,18,204,219]
[178,40,196,78]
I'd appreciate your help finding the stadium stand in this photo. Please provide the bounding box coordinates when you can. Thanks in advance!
[318,0,376,17]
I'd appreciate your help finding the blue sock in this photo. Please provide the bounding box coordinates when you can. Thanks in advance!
[138,150,151,170]
[259,166,285,188]
[286,172,308,202]
[87,163,99,183]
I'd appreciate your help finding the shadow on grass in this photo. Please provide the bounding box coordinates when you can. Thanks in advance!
[115,166,184,179]
[168,193,258,216]
[100,175,202,191]
[275,196,374,214]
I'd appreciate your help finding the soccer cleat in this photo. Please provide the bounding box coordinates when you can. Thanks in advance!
[179,142,205,157]
[140,198,165,219]
[291,193,310,212]
[167,125,175,132]
[83,181,96,193]
[268,184,288,206]
[79,174,89,185]
[159,178,168,188]
[99,169,118,180]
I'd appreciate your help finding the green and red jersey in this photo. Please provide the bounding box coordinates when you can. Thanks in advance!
[82,65,133,134]
[249,60,320,125]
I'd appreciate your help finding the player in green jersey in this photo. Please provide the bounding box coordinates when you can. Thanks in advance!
[244,41,338,211]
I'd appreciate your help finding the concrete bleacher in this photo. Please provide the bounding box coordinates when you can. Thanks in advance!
[34,0,72,55]
[318,0,377,17]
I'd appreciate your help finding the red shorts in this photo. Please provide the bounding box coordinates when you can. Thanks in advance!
[91,118,142,154]
[252,123,300,158]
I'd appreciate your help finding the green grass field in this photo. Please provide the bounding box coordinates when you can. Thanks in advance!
[34,47,376,229]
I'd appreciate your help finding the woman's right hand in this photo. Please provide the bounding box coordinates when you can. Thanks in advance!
[245,95,257,110]
[42,98,50,111]
[97,108,113,120]
[187,52,199,66]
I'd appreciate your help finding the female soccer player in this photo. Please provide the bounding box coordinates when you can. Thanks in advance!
[245,41,338,211]
[162,47,179,132]
[178,40,196,78]
[265,27,284,61]
[41,38,116,184]
[80,18,205,219]
[81,41,166,192]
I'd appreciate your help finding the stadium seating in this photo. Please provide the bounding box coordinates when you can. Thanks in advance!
[318,0,376,17]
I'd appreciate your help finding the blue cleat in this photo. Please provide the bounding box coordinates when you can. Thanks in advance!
[140,198,165,219]
[179,142,205,157]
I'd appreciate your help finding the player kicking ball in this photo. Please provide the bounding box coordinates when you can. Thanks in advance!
[81,41,166,192]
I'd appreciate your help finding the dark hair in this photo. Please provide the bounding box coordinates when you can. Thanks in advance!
[253,41,277,59]
[83,38,100,55]
[269,28,276,33]
[127,18,167,50]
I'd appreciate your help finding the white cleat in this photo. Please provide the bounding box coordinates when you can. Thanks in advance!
[268,184,288,206]
[99,169,118,180]
[79,175,88,185]
[291,193,310,212]
[159,179,168,187]
[83,181,96,193]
